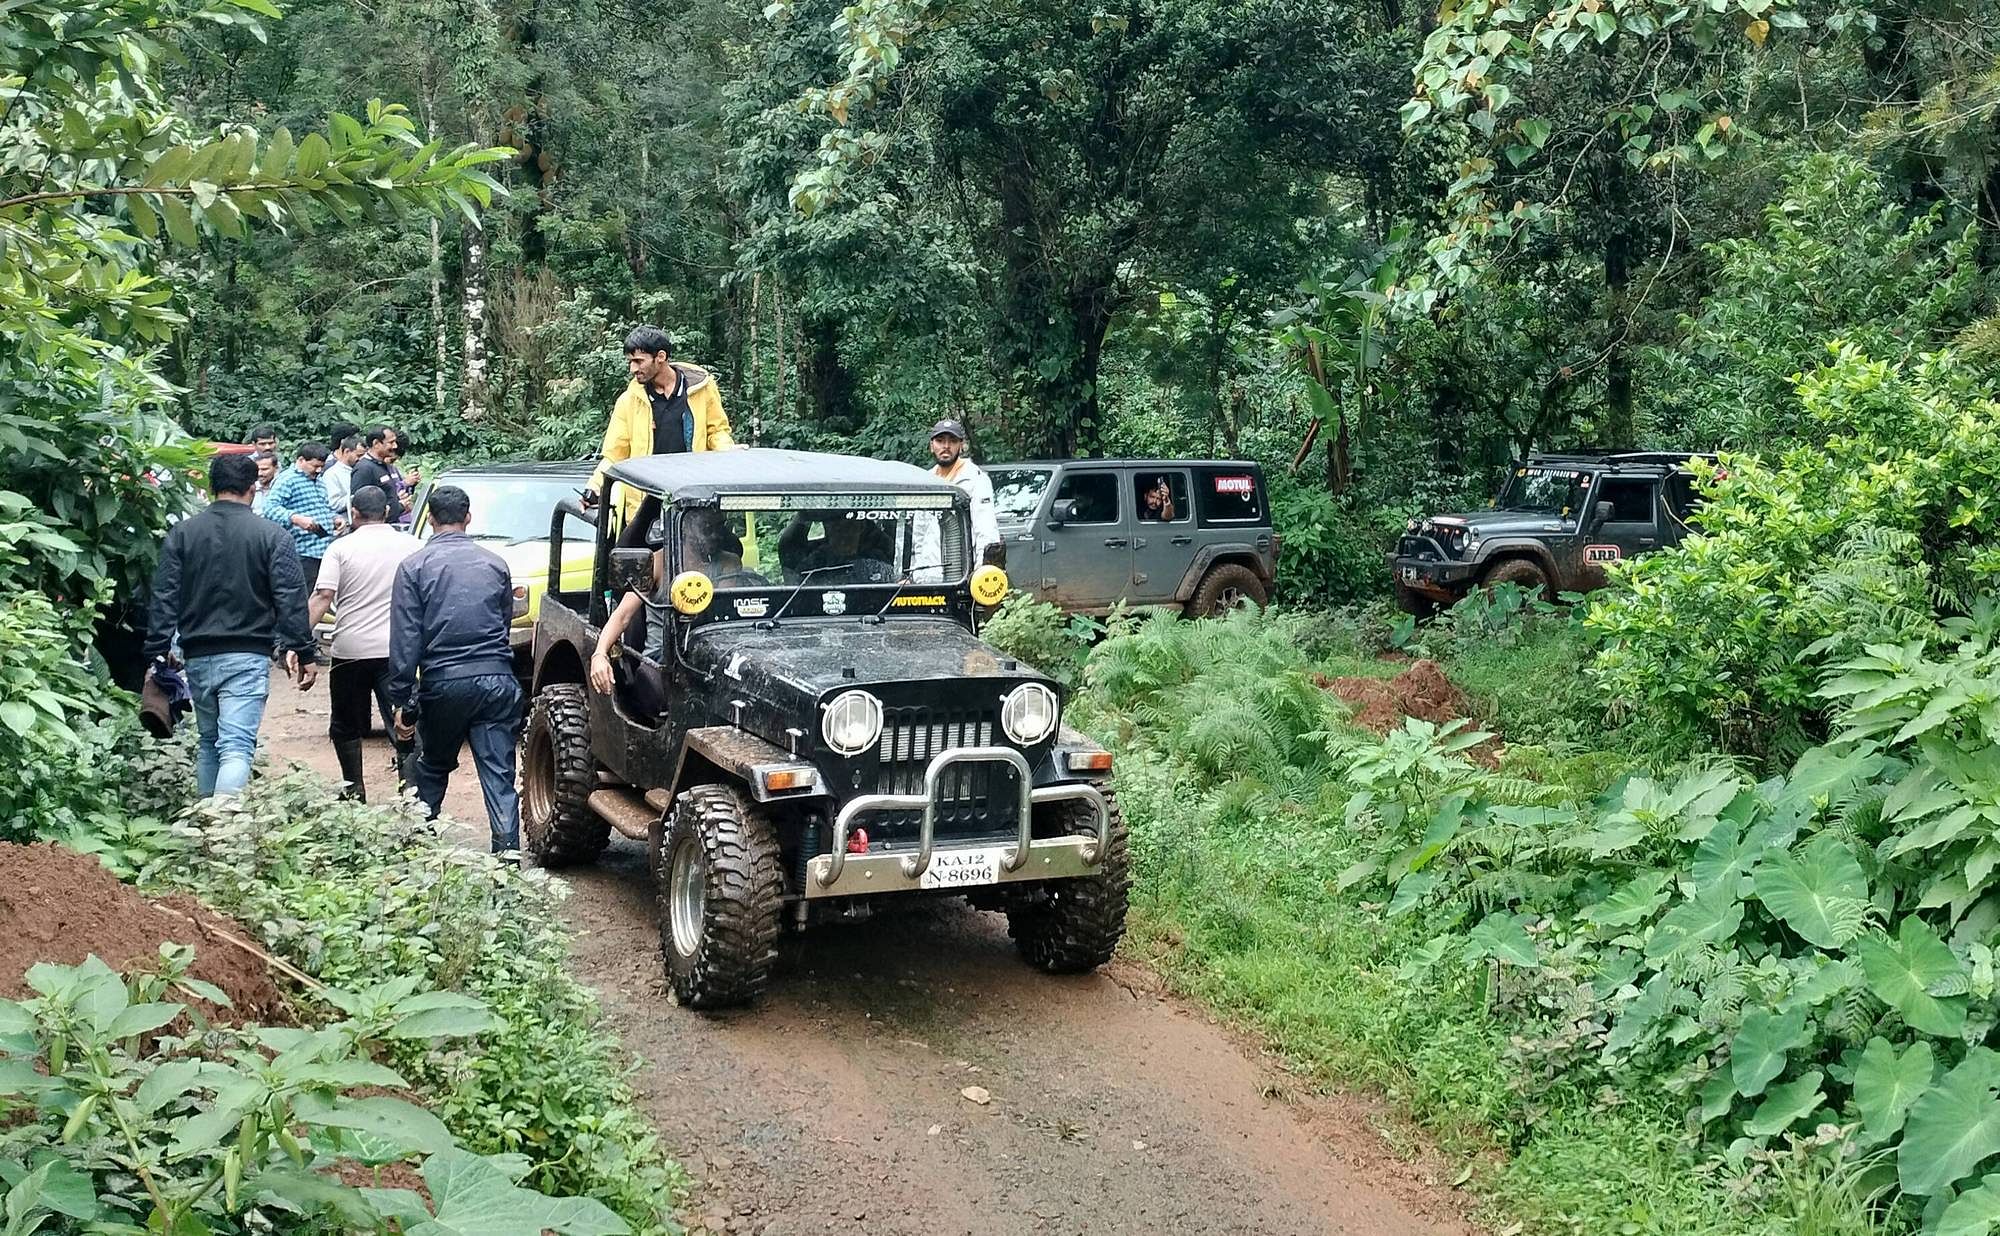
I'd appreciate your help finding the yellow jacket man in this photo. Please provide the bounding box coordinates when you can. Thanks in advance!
[585,326,735,517]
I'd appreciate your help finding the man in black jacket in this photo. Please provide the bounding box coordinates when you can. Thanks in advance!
[144,453,319,797]
[349,426,403,523]
[386,484,521,854]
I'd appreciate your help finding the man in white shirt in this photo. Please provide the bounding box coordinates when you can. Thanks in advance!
[307,486,421,800]
[928,419,1001,567]
[322,432,361,527]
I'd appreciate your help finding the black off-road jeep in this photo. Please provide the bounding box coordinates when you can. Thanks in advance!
[1389,450,1713,614]
[518,449,1127,1009]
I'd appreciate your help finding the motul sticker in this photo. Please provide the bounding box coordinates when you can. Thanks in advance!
[1213,475,1253,495]
[1584,544,1623,564]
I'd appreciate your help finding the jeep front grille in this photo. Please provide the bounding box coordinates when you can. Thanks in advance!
[878,708,998,797]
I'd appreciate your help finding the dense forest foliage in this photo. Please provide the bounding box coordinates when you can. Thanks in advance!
[9,0,2000,1231]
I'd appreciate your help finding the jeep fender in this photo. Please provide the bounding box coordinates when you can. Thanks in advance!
[671,725,828,803]
[1171,544,1272,603]
[531,639,586,696]
[1471,540,1561,585]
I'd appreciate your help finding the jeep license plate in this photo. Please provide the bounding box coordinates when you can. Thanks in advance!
[1398,566,1419,584]
[921,846,1005,890]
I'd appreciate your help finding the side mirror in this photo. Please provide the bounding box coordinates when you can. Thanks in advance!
[1592,500,1616,527]
[1048,499,1077,527]
[609,547,653,597]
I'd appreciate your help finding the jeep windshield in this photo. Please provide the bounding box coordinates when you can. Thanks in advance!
[673,494,972,598]
[1496,466,1592,516]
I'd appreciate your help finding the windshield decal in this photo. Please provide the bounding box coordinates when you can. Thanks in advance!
[822,590,847,616]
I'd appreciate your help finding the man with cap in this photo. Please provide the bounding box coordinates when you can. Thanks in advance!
[928,419,1002,568]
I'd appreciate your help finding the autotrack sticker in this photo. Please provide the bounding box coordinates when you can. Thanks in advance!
[1584,544,1623,564]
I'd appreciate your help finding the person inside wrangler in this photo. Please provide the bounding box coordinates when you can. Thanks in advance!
[581,326,736,520]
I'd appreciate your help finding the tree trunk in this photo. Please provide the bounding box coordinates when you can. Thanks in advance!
[803,316,857,433]
[516,0,549,268]
[461,215,490,422]
[747,273,762,444]
[430,216,447,415]
[1599,157,1635,447]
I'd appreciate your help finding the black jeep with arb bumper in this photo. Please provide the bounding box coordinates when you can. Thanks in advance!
[518,448,1129,1009]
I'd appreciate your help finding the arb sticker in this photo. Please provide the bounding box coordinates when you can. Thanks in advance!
[1583,544,1623,564]
[1213,475,1254,495]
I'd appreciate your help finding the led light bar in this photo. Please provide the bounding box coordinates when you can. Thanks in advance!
[717,492,957,512]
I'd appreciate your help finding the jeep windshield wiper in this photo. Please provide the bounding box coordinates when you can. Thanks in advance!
[864,575,914,623]
[756,562,855,629]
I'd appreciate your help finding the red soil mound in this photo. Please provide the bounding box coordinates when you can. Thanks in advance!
[1319,659,1469,734]
[0,842,290,1023]
[1316,658,1503,767]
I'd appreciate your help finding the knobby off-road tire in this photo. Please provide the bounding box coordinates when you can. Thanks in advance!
[650,784,784,1010]
[520,684,611,867]
[1481,557,1550,597]
[1188,563,1267,618]
[1393,582,1441,620]
[1007,791,1131,974]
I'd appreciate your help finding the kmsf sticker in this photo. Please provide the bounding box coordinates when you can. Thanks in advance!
[1583,544,1623,564]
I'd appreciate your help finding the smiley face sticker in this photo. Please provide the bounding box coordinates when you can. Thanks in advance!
[969,564,1009,607]
[669,571,714,615]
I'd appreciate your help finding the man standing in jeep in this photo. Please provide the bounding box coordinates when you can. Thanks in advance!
[583,326,735,517]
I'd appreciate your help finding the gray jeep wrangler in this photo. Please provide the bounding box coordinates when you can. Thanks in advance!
[520,449,1128,1010]
[985,459,1280,616]
[1390,450,1712,614]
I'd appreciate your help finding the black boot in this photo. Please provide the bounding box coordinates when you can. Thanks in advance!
[333,739,366,801]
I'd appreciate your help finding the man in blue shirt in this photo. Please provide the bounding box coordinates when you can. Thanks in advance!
[387,484,522,854]
[261,442,338,592]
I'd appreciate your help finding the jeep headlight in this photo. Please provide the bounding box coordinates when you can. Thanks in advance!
[821,690,883,756]
[1000,682,1059,746]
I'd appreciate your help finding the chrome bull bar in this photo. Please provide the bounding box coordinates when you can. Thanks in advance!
[809,746,1107,897]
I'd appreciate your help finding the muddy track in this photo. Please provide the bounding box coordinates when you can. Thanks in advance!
[267,683,1480,1236]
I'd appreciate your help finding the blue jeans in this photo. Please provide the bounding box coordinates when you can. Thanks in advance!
[412,674,523,852]
[185,652,273,797]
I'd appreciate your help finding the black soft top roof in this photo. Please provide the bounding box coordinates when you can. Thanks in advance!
[604,448,959,503]
[1523,450,1716,471]
[999,458,1266,470]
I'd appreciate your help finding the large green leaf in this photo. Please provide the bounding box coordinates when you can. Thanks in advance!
[1852,1037,1934,1140]
[1645,885,1743,962]
[292,1094,453,1154]
[1938,1174,2000,1236]
[1752,836,1871,949]
[1583,870,1673,930]
[1731,1006,1808,1099]
[1858,917,1968,1037]
[1465,913,1539,967]
[1743,1070,1824,1137]
[408,1149,629,1236]
[1899,1051,2000,1196]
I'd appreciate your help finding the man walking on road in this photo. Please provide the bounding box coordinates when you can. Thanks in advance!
[309,486,420,801]
[387,484,522,854]
[262,442,337,591]
[928,419,1003,567]
[144,453,318,798]
[583,326,735,517]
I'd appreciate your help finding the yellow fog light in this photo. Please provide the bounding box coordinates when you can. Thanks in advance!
[669,571,714,614]
[970,564,1009,606]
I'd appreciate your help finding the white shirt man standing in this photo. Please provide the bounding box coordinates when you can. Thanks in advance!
[928,419,1001,567]
[307,485,421,801]
[323,432,362,524]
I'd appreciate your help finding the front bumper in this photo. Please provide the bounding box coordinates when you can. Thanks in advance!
[805,746,1108,899]
[1387,552,1474,597]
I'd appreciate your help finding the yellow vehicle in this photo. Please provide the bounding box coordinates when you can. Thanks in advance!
[318,460,597,673]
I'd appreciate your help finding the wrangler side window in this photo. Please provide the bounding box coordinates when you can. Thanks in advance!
[1596,478,1656,525]
[1056,472,1120,524]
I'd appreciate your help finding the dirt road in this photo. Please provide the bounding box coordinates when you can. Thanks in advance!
[265,683,1479,1236]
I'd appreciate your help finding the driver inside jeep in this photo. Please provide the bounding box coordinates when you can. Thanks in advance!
[775,511,896,585]
[588,510,762,718]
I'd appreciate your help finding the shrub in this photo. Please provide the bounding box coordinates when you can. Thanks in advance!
[139,775,683,1231]
[0,953,627,1236]
[1588,346,2000,754]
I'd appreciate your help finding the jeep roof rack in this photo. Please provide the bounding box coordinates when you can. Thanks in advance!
[604,447,960,503]
[1522,450,1716,470]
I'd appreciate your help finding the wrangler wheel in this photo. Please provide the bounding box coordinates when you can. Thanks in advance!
[520,684,609,867]
[650,784,784,1010]
[1006,791,1131,974]
[1188,564,1266,618]
[1481,557,1549,598]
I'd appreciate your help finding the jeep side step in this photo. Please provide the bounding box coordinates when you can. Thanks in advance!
[587,787,671,841]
